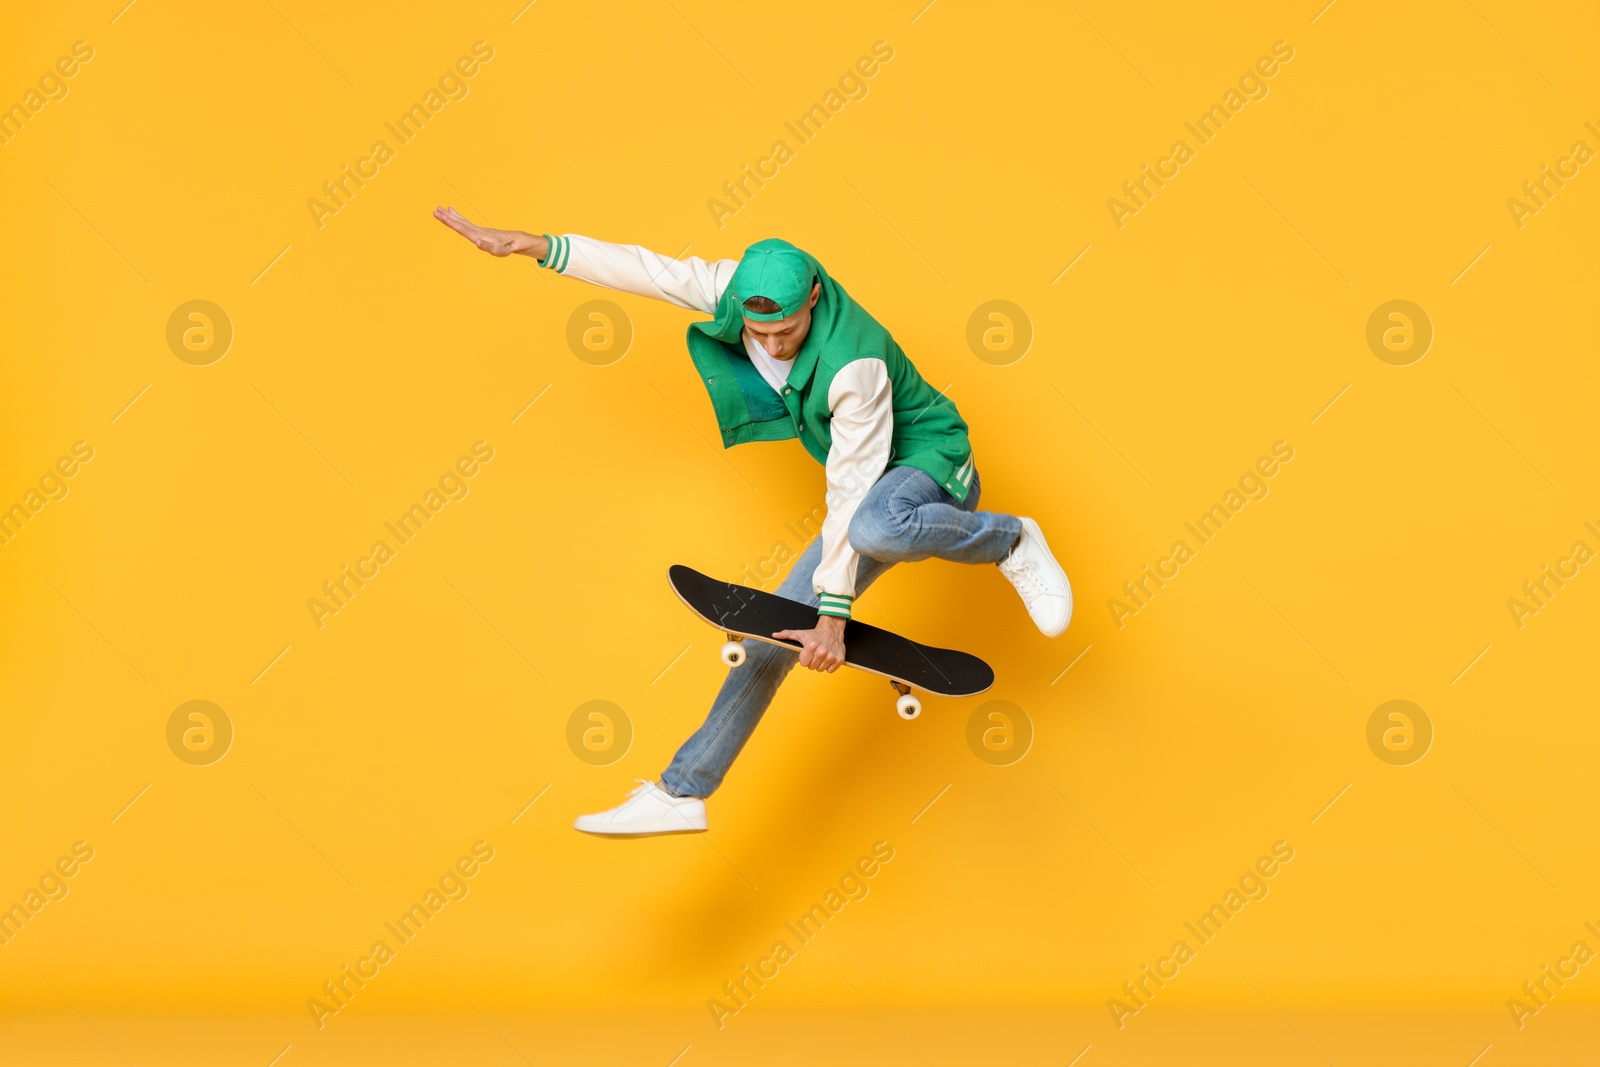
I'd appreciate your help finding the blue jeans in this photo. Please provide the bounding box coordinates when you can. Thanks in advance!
[660,465,1021,798]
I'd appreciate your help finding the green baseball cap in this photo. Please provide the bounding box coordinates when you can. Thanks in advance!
[732,239,816,321]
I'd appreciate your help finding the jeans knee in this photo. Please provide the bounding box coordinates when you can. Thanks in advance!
[849,507,908,561]
[848,512,884,560]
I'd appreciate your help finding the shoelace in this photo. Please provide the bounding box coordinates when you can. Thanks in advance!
[1007,559,1049,603]
[625,779,696,825]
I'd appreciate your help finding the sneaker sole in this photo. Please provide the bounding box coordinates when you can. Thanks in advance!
[574,823,707,837]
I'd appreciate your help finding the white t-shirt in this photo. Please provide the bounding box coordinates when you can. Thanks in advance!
[742,332,792,394]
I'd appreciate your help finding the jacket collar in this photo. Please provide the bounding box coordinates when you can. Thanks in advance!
[744,327,820,394]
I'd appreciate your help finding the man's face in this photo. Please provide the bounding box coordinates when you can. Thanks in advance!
[742,283,822,361]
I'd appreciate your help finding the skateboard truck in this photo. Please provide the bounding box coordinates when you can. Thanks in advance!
[890,681,921,720]
[720,635,747,667]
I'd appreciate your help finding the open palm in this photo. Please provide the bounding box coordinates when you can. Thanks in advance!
[432,206,531,257]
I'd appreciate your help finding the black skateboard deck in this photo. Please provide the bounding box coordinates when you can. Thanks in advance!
[668,565,994,719]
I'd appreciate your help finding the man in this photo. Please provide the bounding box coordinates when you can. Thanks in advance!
[434,207,1072,835]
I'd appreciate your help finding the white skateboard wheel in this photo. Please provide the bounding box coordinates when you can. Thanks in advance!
[720,640,747,667]
[896,693,922,720]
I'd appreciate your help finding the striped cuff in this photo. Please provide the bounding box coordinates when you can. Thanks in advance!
[538,233,571,273]
[816,593,854,620]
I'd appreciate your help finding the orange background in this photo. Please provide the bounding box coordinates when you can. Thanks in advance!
[2,0,1597,1062]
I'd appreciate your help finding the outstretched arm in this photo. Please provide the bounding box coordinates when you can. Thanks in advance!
[433,208,737,314]
[433,206,547,259]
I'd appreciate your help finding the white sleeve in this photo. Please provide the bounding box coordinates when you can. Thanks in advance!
[813,359,894,617]
[540,233,737,314]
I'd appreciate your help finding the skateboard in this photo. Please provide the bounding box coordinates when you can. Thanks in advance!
[667,564,995,720]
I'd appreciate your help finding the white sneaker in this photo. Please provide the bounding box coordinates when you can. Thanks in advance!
[574,780,708,836]
[998,517,1073,637]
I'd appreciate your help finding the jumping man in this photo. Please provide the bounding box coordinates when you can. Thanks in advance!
[434,207,1073,834]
